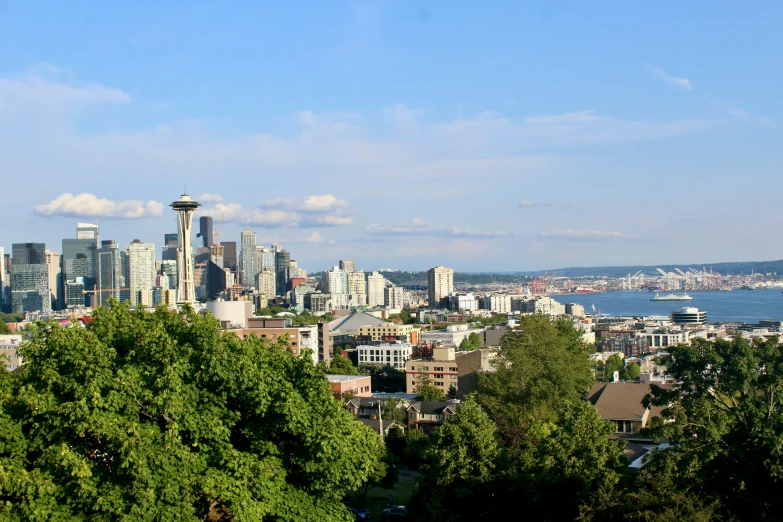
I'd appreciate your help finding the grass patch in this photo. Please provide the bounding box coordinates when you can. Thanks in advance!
[352,470,418,519]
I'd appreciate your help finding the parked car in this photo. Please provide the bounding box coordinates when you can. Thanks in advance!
[381,506,409,520]
[344,504,371,521]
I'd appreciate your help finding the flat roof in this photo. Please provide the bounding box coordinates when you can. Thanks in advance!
[326,374,369,383]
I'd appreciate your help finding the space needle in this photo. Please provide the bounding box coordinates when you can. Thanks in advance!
[171,191,201,304]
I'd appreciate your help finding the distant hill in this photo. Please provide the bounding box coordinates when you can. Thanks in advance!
[513,260,783,278]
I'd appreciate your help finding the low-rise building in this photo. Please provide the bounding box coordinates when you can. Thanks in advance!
[420,323,485,348]
[327,374,372,400]
[478,295,512,314]
[406,401,460,433]
[356,323,418,344]
[586,381,670,443]
[0,335,23,371]
[230,317,320,363]
[357,341,413,369]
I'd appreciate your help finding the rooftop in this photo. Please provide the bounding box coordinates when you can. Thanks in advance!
[326,374,369,383]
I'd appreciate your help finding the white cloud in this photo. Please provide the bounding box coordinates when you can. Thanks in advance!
[302,215,354,227]
[196,193,225,203]
[208,203,299,228]
[34,193,163,219]
[366,218,513,238]
[650,66,693,90]
[709,100,774,127]
[524,111,599,124]
[540,229,626,240]
[263,194,351,213]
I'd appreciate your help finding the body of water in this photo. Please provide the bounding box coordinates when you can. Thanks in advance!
[555,289,783,324]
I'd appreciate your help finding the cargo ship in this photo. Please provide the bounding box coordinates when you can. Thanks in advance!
[650,293,693,301]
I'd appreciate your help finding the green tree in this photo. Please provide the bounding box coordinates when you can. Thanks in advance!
[358,364,406,393]
[354,446,397,503]
[0,319,11,335]
[621,361,640,380]
[409,400,500,521]
[0,303,381,521]
[458,332,481,351]
[644,336,783,520]
[381,397,407,424]
[413,374,444,402]
[478,315,593,425]
[603,354,623,382]
[323,354,359,376]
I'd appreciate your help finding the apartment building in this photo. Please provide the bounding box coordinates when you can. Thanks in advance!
[357,341,413,369]
[356,322,418,344]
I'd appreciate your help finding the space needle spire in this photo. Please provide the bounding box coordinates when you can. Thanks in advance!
[170,191,201,305]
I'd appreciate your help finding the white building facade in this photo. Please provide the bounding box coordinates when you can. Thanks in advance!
[358,342,413,370]
[126,241,156,307]
[367,271,386,308]
[428,266,454,309]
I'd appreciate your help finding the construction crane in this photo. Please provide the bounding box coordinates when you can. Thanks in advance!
[528,271,555,296]
[213,213,225,247]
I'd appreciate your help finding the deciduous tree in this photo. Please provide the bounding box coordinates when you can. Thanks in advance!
[0,303,381,521]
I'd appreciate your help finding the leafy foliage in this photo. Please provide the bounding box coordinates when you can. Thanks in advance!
[0,303,381,521]
[358,364,406,393]
[322,354,359,376]
[603,354,623,382]
[0,320,10,335]
[478,315,593,424]
[644,336,783,520]
[408,400,499,521]
[622,361,640,380]
[458,332,481,351]
[413,375,444,402]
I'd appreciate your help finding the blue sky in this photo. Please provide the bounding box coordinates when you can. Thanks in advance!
[1,1,781,272]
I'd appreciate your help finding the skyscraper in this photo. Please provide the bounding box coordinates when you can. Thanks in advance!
[44,250,61,310]
[275,249,290,296]
[96,240,121,307]
[126,240,156,307]
[11,243,50,315]
[62,238,97,307]
[428,266,454,309]
[348,270,367,307]
[162,233,178,261]
[367,272,385,308]
[76,223,99,241]
[384,285,404,309]
[0,246,6,308]
[339,260,355,273]
[239,229,257,288]
[257,245,275,272]
[222,241,238,272]
[171,193,201,304]
[198,216,213,248]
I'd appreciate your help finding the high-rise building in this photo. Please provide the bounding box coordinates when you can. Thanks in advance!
[10,243,50,315]
[76,223,99,241]
[126,240,156,307]
[339,259,355,273]
[162,233,179,261]
[171,193,201,304]
[323,266,349,295]
[256,270,276,299]
[44,250,61,310]
[198,216,213,248]
[428,266,454,309]
[275,249,290,296]
[348,270,367,307]
[160,260,177,290]
[96,240,121,307]
[62,238,97,307]
[0,246,6,308]
[239,229,257,289]
[257,246,275,272]
[367,271,386,308]
[222,241,238,272]
[384,285,404,309]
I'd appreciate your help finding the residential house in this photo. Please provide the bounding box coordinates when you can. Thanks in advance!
[406,401,460,434]
[586,381,670,443]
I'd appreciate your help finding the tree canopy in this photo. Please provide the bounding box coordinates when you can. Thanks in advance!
[358,364,406,393]
[0,319,11,335]
[643,335,783,520]
[458,332,481,351]
[0,303,381,521]
[413,375,444,402]
[322,354,359,376]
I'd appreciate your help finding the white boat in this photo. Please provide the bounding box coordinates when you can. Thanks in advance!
[650,293,693,301]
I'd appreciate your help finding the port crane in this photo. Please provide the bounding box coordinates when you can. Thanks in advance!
[528,271,555,296]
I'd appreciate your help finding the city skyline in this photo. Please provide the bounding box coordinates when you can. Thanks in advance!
[2,2,782,270]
